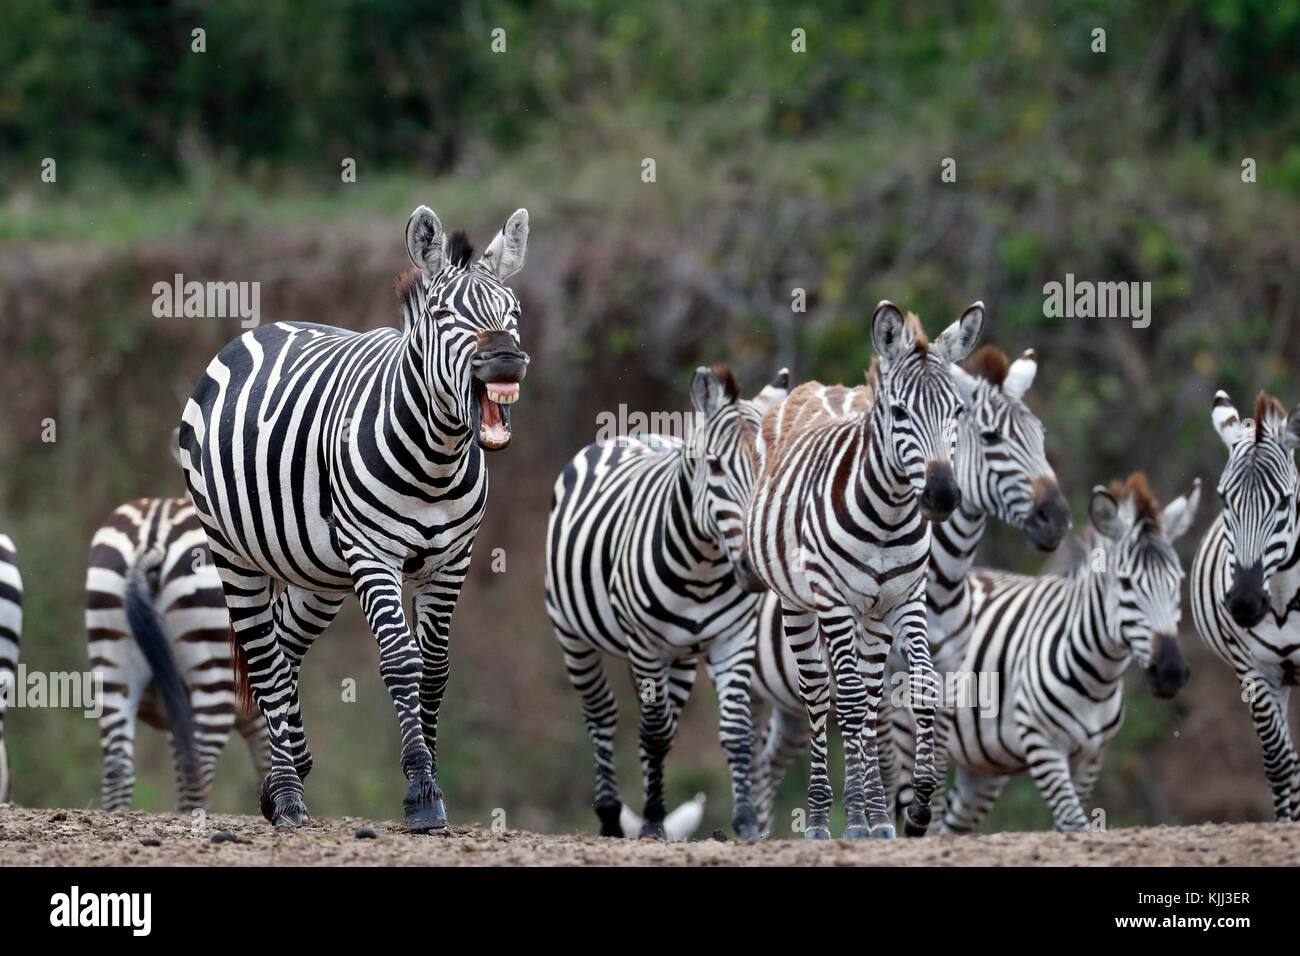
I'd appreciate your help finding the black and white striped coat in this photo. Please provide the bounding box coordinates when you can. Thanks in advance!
[545,366,788,839]
[179,205,531,830]
[744,302,984,839]
[746,346,1070,833]
[0,533,20,804]
[1191,390,1300,820]
[943,474,1197,833]
[87,497,270,811]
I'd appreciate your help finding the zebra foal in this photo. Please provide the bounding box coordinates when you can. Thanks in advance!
[745,301,984,839]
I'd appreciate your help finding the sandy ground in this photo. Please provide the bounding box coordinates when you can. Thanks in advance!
[0,806,1296,865]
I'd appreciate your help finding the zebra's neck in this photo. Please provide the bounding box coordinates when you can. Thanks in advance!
[1268,494,1300,618]
[670,449,723,560]
[393,323,476,476]
[863,404,921,525]
[1059,558,1132,689]
[928,501,988,608]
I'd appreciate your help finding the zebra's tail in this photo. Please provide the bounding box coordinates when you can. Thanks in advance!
[227,626,254,717]
[123,548,203,802]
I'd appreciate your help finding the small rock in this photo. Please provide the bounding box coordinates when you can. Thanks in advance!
[141,838,161,847]
[210,831,237,844]
[711,829,728,843]
[355,827,379,840]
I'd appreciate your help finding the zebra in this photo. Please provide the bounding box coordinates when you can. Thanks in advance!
[747,344,1071,834]
[178,205,531,830]
[1191,390,1300,820]
[745,301,984,839]
[545,364,789,840]
[942,472,1197,833]
[87,496,271,811]
[0,533,20,804]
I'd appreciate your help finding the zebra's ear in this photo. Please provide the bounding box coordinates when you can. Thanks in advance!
[1003,349,1037,400]
[1161,478,1201,543]
[931,302,984,364]
[871,301,911,367]
[750,368,790,415]
[1212,390,1244,449]
[1284,404,1300,451]
[1089,486,1128,541]
[406,205,446,277]
[691,367,728,419]
[481,208,529,282]
[949,363,978,403]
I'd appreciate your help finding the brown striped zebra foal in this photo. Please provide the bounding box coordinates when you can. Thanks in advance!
[745,301,984,839]
[0,533,20,804]
[88,496,273,810]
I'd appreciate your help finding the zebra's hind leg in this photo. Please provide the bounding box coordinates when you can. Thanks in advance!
[784,606,834,840]
[752,705,810,837]
[90,624,151,811]
[630,657,697,839]
[940,768,1008,835]
[709,639,760,839]
[273,586,345,781]
[210,556,307,826]
[554,625,623,836]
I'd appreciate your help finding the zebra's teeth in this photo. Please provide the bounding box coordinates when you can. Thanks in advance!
[487,389,519,405]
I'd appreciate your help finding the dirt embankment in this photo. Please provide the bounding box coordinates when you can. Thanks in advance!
[1,807,1296,866]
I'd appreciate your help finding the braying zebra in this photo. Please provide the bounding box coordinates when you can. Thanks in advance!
[747,344,1071,834]
[179,205,530,830]
[1191,390,1300,820]
[0,533,20,805]
[546,365,789,839]
[87,496,270,810]
[942,473,1196,833]
[745,301,984,839]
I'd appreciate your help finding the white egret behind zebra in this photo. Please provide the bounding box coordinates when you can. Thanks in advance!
[1191,390,1300,819]
[0,533,20,804]
[942,473,1197,833]
[745,301,984,839]
[180,205,531,830]
[546,365,789,839]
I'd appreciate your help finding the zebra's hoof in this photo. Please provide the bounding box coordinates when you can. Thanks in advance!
[869,824,896,839]
[595,802,623,838]
[403,776,447,833]
[258,776,275,823]
[271,796,309,827]
[638,819,666,840]
[804,826,831,840]
[736,822,761,841]
[733,805,760,841]
[844,825,872,839]
[904,804,932,837]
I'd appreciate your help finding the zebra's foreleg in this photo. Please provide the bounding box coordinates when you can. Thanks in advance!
[784,606,832,839]
[888,595,940,836]
[940,768,1008,835]
[1239,666,1297,821]
[345,550,441,833]
[211,557,307,826]
[752,706,810,836]
[235,710,273,780]
[847,618,895,838]
[709,639,760,839]
[1018,711,1090,831]
[555,626,622,836]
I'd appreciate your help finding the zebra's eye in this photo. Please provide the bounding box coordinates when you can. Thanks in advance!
[891,405,908,422]
[434,308,453,321]
[708,458,724,475]
[980,430,1001,446]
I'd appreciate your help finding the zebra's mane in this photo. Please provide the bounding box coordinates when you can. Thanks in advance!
[904,312,928,353]
[447,231,475,269]
[962,346,1009,387]
[1108,472,1160,524]
[395,268,426,332]
[711,363,741,402]
[1255,391,1286,443]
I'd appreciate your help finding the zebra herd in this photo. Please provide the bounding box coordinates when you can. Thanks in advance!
[0,203,1298,842]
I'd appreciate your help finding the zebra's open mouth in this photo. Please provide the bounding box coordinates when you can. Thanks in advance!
[473,381,519,450]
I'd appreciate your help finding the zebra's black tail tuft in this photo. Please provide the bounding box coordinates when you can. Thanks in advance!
[124,549,204,804]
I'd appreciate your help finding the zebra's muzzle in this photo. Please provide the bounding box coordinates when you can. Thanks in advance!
[921,462,961,523]
[471,338,529,451]
[731,551,767,594]
[1144,634,1190,699]
[1023,482,1070,551]
[1226,562,1268,628]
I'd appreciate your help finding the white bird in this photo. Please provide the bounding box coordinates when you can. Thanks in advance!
[619,792,707,841]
